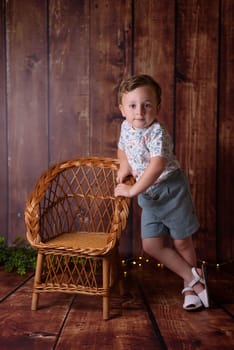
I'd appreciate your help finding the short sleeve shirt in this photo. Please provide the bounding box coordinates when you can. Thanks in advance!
[118,120,180,191]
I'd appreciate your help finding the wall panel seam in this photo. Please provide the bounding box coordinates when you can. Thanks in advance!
[216,0,222,262]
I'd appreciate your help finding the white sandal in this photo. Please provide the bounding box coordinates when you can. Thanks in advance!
[182,287,203,311]
[188,266,210,308]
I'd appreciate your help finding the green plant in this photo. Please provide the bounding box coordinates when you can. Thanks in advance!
[0,236,37,276]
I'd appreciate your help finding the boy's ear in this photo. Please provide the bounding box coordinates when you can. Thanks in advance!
[156,103,161,113]
[119,104,125,117]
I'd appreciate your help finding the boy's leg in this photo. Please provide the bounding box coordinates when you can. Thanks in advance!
[173,236,196,267]
[142,236,205,296]
[143,236,191,278]
[173,236,197,297]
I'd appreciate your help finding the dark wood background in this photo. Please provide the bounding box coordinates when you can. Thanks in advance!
[0,0,233,263]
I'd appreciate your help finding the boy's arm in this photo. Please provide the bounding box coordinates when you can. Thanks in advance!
[116,148,132,183]
[115,156,166,197]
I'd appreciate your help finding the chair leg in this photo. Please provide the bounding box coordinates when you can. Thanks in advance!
[31,251,44,310]
[102,258,110,320]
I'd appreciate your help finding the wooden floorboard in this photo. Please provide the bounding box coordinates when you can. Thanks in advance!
[0,263,233,349]
[56,292,161,349]
[135,262,234,350]
[0,274,74,350]
[0,268,33,302]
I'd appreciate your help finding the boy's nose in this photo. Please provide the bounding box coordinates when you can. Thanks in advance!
[137,105,145,115]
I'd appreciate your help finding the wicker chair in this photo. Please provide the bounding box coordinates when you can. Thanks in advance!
[25,157,133,320]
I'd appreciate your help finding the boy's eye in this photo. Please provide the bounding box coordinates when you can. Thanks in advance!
[144,103,152,108]
[128,102,152,109]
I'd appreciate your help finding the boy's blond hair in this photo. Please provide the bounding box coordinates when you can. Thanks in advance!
[118,74,161,105]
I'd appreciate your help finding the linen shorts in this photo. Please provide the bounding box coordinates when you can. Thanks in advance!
[137,169,199,240]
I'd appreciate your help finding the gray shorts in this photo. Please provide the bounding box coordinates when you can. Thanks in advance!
[137,169,199,240]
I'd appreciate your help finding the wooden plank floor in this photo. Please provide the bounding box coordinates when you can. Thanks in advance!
[0,261,233,350]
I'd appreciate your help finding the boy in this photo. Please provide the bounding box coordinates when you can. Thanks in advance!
[114,74,209,310]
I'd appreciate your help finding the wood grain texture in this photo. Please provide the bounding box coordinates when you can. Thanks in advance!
[134,0,175,134]
[136,263,234,350]
[1,264,233,349]
[0,0,233,263]
[0,270,163,350]
[50,0,90,163]
[0,0,7,239]
[0,277,73,350]
[217,0,234,262]
[175,0,219,261]
[133,0,175,258]
[6,0,48,243]
[56,293,161,350]
[89,0,132,157]
[89,0,133,255]
[0,268,32,302]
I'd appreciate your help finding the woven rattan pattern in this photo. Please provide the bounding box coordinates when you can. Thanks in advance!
[25,157,131,256]
[24,157,133,319]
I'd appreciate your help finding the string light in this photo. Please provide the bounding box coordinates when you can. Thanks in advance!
[198,259,233,268]
[121,257,233,273]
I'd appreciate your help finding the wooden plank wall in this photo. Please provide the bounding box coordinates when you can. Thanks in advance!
[0,1,7,240]
[0,0,233,263]
[218,0,234,262]
[175,1,219,261]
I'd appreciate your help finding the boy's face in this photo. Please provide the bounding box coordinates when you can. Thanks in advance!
[119,85,160,129]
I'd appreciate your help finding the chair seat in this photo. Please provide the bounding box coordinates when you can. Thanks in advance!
[45,231,110,251]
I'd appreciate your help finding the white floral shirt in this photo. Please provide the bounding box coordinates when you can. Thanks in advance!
[118,120,180,191]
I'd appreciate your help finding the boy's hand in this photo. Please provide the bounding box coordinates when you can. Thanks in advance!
[116,169,138,184]
[114,183,134,198]
[116,169,129,184]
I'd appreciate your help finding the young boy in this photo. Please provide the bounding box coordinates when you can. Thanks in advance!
[114,74,209,311]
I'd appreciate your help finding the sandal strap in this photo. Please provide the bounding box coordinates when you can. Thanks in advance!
[188,267,205,288]
[182,287,193,294]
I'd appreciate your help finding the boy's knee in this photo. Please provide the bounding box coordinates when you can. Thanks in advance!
[174,237,192,252]
[142,239,151,255]
[142,237,162,257]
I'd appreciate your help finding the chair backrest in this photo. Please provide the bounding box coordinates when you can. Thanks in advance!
[25,157,131,246]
